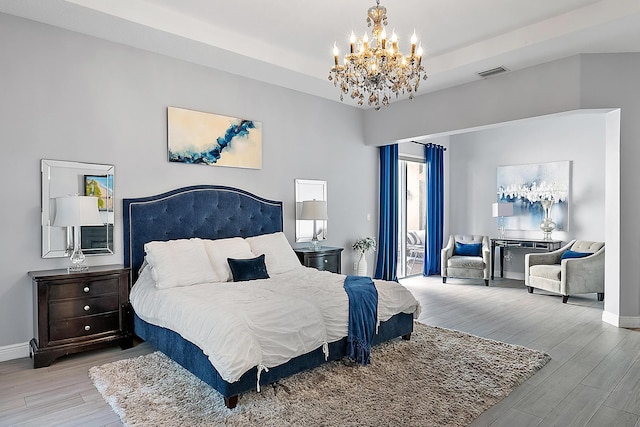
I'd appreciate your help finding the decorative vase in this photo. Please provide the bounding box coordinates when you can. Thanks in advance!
[356,252,368,276]
[539,199,556,240]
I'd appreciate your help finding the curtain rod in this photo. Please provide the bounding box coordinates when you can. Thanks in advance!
[412,141,446,150]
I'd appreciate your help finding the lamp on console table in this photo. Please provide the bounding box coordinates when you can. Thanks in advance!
[492,202,514,238]
[53,195,103,272]
[300,200,328,251]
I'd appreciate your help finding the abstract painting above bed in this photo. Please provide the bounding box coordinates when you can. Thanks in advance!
[167,107,262,169]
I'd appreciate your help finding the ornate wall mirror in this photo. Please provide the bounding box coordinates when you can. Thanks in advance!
[294,179,327,242]
[41,159,115,258]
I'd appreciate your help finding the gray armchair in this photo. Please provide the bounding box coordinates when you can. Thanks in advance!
[441,235,490,286]
[525,240,605,303]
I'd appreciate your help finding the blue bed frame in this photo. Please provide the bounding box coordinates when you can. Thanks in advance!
[123,185,413,408]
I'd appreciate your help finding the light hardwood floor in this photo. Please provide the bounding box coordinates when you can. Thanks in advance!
[1,276,639,426]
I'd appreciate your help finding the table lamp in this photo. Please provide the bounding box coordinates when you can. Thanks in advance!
[492,202,514,238]
[53,195,103,272]
[299,200,328,251]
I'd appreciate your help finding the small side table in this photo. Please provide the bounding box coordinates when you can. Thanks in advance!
[28,264,133,368]
[490,237,564,280]
[294,247,343,274]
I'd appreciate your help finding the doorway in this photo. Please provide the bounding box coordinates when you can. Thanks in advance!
[398,157,426,278]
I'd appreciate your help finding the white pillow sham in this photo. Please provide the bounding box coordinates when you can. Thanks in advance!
[245,232,302,275]
[203,237,256,282]
[144,238,219,289]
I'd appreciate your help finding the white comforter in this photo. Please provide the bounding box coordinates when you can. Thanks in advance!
[130,266,420,384]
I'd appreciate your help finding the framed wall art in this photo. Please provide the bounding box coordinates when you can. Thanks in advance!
[497,161,570,231]
[84,174,113,211]
[167,106,262,169]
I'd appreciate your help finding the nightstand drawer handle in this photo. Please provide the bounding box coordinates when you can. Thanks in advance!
[83,286,90,293]
[84,325,91,331]
[84,305,90,311]
[324,259,328,263]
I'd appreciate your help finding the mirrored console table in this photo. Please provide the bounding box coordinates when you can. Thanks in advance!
[490,237,564,280]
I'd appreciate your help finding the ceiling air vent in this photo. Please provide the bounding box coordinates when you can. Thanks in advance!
[477,66,509,78]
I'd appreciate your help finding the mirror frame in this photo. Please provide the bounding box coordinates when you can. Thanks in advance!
[41,159,115,258]
[294,179,327,242]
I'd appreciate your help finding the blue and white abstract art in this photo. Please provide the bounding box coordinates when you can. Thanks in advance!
[168,107,262,169]
[497,161,570,231]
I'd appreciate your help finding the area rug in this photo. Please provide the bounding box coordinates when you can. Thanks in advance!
[89,322,550,426]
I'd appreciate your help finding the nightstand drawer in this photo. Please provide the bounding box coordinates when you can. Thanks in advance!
[50,312,120,341]
[294,247,343,274]
[49,294,119,320]
[307,255,339,272]
[49,277,119,300]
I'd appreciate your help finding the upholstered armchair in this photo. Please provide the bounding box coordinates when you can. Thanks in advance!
[525,240,605,303]
[441,235,490,286]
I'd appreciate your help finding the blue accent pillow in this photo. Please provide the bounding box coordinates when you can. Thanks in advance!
[560,250,591,261]
[455,242,482,257]
[228,254,270,282]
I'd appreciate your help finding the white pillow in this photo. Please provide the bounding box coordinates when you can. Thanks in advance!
[144,238,219,289]
[245,232,302,275]
[202,237,256,282]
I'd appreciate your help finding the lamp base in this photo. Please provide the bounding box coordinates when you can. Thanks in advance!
[308,239,321,251]
[67,265,89,273]
[68,229,88,273]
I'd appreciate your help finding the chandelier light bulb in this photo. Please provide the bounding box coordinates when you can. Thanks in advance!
[410,31,417,56]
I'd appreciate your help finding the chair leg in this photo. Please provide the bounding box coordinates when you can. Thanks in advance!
[442,277,446,283]
[597,292,604,301]
[484,279,489,286]
[562,295,569,303]
[407,251,415,274]
[527,286,534,293]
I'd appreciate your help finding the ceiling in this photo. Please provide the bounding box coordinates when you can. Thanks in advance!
[2,0,640,108]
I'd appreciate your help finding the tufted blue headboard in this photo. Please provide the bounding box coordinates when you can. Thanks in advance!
[123,185,283,280]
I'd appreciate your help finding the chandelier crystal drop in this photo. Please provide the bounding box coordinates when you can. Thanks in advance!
[328,0,427,110]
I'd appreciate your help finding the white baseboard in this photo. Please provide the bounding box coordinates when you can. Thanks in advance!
[602,311,640,328]
[0,342,30,362]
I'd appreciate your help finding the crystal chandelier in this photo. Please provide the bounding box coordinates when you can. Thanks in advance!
[328,0,427,110]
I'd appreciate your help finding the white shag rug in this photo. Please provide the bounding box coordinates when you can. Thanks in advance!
[89,322,550,426]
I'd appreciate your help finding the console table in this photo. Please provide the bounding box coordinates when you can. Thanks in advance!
[490,238,563,280]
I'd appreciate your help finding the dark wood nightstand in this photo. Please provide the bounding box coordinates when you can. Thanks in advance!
[28,264,133,368]
[294,247,343,274]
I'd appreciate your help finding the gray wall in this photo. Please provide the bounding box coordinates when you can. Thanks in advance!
[448,113,606,279]
[0,13,379,350]
[1,12,637,354]
[364,52,639,326]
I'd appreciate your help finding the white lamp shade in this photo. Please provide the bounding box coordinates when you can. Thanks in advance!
[53,196,104,227]
[299,200,328,220]
[492,202,514,218]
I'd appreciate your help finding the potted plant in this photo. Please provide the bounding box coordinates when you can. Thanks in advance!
[353,237,376,276]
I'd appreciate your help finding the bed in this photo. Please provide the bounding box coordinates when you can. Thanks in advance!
[124,185,419,408]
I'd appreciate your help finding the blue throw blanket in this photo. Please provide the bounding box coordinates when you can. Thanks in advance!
[343,275,378,365]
